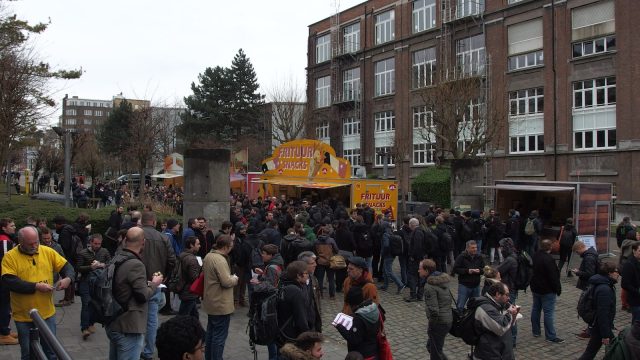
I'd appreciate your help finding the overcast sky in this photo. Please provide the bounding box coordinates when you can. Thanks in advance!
[9,0,363,123]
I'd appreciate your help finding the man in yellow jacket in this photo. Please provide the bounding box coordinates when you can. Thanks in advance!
[203,234,238,360]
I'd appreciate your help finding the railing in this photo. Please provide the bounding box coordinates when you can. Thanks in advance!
[29,309,72,360]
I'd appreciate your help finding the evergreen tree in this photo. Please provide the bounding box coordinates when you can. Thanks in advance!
[180,49,264,145]
[97,100,132,160]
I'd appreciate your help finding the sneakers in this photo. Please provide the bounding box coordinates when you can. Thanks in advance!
[87,325,96,334]
[82,329,91,340]
[532,333,541,338]
[546,337,565,344]
[404,296,418,303]
[396,285,406,295]
[0,334,18,345]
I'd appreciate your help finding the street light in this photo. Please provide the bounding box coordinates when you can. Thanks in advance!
[53,126,72,208]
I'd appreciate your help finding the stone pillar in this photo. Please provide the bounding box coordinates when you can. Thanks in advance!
[183,149,230,230]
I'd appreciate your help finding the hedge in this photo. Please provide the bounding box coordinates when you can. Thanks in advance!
[411,167,451,208]
[0,194,181,235]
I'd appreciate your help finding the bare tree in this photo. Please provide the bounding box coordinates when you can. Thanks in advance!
[266,78,306,146]
[417,76,506,163]
[391,133,412,217]
[152,102,184,158]
[75,136,104,197]
[127,106,166,190]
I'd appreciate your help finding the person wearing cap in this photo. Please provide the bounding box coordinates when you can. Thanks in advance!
[341,256,379,315]
[163,219,182,258]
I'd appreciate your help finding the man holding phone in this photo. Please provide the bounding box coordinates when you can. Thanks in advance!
[453,240,486,311]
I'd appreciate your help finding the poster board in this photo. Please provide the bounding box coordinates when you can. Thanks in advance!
[577,235,596,251]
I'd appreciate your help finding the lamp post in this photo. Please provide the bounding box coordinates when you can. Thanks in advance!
[53,126,72,207]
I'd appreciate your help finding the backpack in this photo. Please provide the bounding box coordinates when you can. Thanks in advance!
[356,232,373,255]
[88,256,131,326]
[524,218,536,236]
[286,237,314,264]
[577,283,599,325]
[438,230,453,254]
[616,224,627,248]
[513,251,533,291]
[315,242,334,266]
[167,255,185,293]
[449,296,486,345]
[390,232,404,257]
[603,327,631,360]
[248,282,290,346]
[243,237,265,269]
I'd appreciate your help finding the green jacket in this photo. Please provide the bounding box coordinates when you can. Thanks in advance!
[424,272,453,325]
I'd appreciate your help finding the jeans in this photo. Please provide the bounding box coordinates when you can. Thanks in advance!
[364,256,373,275]
[105,327,145,360]
[16,316,57,360]
[398,255,408,286]
[77,281,93,330]
[205,314,231,360]
[314,265,336,297]
[427,323,450,360]
[267,342,278,360]
[382,256,403,290]
[509,291,518,345]
[531,292,558,340]
[407,259,426,299]
[631,306,640,325]
[456,284,480,311]
[142,288,162,359]
[179,298,199,319]
[0,285,11,336]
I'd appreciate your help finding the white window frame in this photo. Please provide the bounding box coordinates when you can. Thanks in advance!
[343,22,360,54]
[343,68,361,101]
[457,0,484,18]
[374,146,395,167]
[457,99,486,155]
[65,109,76,116]
[84,119,92,125]
[66,119,76,126]
[572,35,616,58]
[94,110,103,117]
[509,88,544,154]
[342,117,361,136]
[571,0,615,42]
[375,10,395,45]
[374,58,395,96]
[508,50,544,71]
[342,148,361,176]
[413,143,436,165]
[412,106,436,165]
[316,34,331,64]
[456,34,485,76]
[84,109,92,116]
[412,47,436,89]
[412,0,436,33]
[573,77,616,151]
[316,76,331,108]
[374,111,395,133]
[315,121,330,142]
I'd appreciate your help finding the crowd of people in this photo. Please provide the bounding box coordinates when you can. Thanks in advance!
[1,195,640,360]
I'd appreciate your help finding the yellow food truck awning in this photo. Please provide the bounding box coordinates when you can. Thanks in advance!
[251,178,349,189]
[477,184,575,192]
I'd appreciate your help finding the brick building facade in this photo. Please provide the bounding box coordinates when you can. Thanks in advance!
[306,0,640,219]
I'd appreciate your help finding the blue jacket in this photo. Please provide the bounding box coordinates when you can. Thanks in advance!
[164,230,182,256]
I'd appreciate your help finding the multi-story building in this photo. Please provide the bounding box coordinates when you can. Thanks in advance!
[307,0,640,218]
[59,94,112,133]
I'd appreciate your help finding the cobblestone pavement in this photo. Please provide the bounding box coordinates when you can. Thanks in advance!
[2,239,630,359]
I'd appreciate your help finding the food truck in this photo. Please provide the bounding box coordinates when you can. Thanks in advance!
[480,180,613,255]
[254,140,398,219]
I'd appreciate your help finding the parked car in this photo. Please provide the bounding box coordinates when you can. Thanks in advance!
[116,174,151,187]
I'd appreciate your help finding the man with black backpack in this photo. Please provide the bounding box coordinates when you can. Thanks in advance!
[107,227,163,360]
[76,234,111,340]
[473,282,519,360]
[577,262,619,360]
[405,218,436,302]
[433,216,453,273]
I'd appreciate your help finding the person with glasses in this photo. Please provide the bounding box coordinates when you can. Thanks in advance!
[156,315,205,360]
[277,261,312,348]
[341,256,379,315]
[577,262,620,360]
[473,282,518,360]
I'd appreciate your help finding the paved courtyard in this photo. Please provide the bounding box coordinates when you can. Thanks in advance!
[2,239,630,359]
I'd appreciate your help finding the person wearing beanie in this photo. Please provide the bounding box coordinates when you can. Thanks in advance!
[341,257,378,315]
[163,219,182,259]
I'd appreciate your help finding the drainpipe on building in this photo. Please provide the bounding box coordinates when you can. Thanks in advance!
[552,0,558,181]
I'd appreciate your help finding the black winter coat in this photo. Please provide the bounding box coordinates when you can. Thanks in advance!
[576,247,600,291]
[588,274,616,339]
[277,277,311,344]
[453,251,485,288]
[622,255,640,307]
[530,250,561,296]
